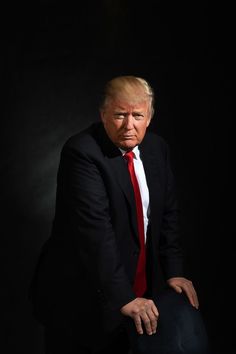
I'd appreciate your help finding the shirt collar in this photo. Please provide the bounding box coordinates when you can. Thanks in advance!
[119,145,140,159]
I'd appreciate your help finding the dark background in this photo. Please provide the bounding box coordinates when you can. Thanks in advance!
[1,1,231,353]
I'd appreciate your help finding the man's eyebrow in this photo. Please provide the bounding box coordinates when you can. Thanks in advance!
[114,107,144,112]
[113,106,127,111]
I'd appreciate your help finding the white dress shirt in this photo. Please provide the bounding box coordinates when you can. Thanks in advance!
[120,146,150,242]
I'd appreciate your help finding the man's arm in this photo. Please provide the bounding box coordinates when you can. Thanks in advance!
[57,142,135,310]
[159,143,199,308]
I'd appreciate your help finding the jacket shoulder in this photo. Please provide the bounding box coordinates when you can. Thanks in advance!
[61,122,103,157]
[141,129,169,155]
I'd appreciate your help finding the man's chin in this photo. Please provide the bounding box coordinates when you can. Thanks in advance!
[118,141,138,151]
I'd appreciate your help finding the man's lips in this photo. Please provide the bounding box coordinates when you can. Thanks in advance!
[122,135,135,139]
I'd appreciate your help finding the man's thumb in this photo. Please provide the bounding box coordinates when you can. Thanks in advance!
[174,286,182,293]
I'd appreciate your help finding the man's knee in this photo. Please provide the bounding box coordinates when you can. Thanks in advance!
[126,289,210,354]
[155,289,210,353]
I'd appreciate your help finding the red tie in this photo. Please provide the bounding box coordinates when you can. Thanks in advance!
[124,151,147,297]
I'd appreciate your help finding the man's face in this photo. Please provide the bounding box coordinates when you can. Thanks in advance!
[101,98,151,150]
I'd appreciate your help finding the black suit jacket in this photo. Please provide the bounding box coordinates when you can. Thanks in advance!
[30,122,184,348]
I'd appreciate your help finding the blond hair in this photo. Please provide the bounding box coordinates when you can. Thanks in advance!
[100,75,155,118]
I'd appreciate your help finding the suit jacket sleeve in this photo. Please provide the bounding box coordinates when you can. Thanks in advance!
[158,142,184,280]
[56,140,135,310]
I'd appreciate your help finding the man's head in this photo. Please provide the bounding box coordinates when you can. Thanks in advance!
[100,76,154,150]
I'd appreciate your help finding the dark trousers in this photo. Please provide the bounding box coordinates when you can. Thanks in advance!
[44,289,210,354]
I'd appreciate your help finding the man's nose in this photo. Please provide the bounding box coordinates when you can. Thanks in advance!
[124,115,134,130]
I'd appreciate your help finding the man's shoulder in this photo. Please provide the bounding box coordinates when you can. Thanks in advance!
[145,130,167,144]
[141,129,169,153]
[62,122,102,152]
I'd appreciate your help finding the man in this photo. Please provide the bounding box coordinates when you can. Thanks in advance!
[30,76,209,353]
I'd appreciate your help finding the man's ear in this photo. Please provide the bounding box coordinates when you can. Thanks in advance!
[146,116,152,127]
[100,110,106,123]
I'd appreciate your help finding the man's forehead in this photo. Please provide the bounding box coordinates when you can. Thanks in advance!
[110,99,149,111]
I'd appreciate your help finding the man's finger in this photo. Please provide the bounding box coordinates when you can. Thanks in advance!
[151,304,159,318]
[140,312,153,335]
[182,283,199,309]
[146,309,158,333]
[189,290,199,309]
[134,315,143,335]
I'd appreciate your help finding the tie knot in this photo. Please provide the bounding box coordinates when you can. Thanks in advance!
[124,150,135,163]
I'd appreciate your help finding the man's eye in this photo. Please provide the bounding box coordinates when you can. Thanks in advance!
[114,114,125,119]
[134,114,144,120]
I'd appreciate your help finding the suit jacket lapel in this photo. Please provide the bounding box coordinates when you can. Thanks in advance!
[95,123,140,244]
[108,155,140,245]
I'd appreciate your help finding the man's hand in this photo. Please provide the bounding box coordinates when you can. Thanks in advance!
[167,277,199,309]
[120,298,159,335]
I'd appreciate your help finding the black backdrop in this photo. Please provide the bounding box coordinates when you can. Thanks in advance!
[1,1,231,353]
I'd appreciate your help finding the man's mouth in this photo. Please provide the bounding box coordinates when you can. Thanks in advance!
[122,135,134,139]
